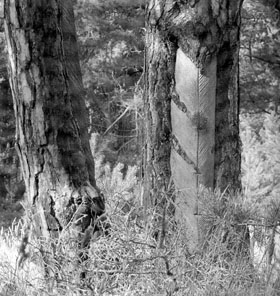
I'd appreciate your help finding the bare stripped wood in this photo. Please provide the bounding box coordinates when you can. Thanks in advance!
[171,48,216,250]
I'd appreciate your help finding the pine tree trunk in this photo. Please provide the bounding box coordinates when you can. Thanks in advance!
[4,0,104,241]
[0,22,23,201]
[144,16,175,211]
[145,0,243,250]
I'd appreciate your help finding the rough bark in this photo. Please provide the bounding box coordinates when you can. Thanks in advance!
[0,22,23,201]
[4,0,104,241]
[144,13,175,210]
[145,0,243,250]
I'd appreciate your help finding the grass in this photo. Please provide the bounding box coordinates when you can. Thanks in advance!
[0,186,279,295]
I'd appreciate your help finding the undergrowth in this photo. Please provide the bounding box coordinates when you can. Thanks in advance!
[0,185,279,295]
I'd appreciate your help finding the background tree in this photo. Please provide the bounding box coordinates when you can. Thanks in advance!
[4,0,104,242]
[241,0,280,114]
[75,0,145,166]
[144,0,244,251]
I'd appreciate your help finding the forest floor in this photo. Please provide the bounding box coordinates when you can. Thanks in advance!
[0,197,23,230]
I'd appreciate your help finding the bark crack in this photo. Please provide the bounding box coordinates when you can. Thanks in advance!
[49,195,63,232]
[170,134,200,175]
[33,146,46,205]
[171,91,191,117]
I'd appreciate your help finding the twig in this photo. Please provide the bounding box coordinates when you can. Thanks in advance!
[103,106,130,136]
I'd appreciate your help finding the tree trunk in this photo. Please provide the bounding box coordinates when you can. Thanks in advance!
[145,0,243,251]
[4,0,104,242]
[0,21,23,202]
